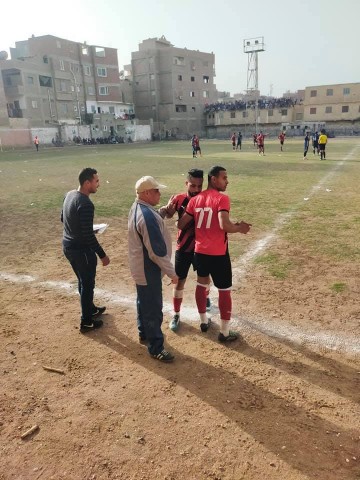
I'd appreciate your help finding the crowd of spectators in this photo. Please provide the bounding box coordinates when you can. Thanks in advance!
[204,97,301,114]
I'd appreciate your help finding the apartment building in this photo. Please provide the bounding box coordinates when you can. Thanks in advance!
[304,83,360,123]
[131,36,217,137]
[0,35,134,141]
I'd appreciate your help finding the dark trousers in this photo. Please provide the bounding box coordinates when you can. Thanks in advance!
[64,247,97,322]
[136,269,164,356]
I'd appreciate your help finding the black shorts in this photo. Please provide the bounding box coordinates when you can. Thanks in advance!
[194,252,232,289]
[319,144,326,151]
[175,251,196,280]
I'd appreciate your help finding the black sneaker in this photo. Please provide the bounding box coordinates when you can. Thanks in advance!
[200,318,211,332]
[151,349,174,362]
[218,331,238,342]
[80,319,103,333]
[92,306,106,317]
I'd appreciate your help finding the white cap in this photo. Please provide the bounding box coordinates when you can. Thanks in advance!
[135,176,167,193]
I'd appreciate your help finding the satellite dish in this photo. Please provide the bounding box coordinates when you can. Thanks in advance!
[0,51,8,60]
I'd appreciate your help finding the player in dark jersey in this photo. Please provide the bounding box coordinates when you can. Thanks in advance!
[163,169,207,331]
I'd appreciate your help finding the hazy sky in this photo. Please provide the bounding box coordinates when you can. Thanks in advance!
[1,0,359,97]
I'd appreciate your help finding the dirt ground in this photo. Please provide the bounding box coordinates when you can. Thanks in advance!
[0,213,359,480]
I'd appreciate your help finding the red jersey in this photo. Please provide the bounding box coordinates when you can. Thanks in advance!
[278,133,285,142]
[186,189,230,255]
[173,193,195,252]
[257,133,264,146]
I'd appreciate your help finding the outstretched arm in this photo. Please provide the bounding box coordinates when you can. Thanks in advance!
[218,211,251,234]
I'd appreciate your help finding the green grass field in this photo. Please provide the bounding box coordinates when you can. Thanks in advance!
[1,138,360,275]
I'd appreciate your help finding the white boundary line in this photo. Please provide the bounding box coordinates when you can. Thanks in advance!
[1,272,359,354]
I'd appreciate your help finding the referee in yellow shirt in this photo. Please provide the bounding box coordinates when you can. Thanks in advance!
[318,130,328,160]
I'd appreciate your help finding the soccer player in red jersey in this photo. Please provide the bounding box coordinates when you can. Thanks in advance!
[163,169,208,331]
[257,131,266,155]
[278,131,286,151]
[178,166,251,342]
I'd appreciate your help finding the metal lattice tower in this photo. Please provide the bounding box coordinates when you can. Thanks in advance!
[243,37,265,134]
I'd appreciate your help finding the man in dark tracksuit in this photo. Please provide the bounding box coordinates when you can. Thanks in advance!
[61,167,110,332]
[128,176,178,362]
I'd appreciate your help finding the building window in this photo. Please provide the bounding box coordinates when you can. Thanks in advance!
[43,55,49,64]
[325,106,332,113]
[31,100,38,108]
[97,67,107,77]
[242,111,248,118]
[109,106,115,114]
[99,86,109,95]
[203,91,209,98]
[342,105,349,112]
[281,109,288,115]
[91,105,96,113]
[150,74,155,80]
[173,56,185,66]
[82,46,89,55]
[59,80,67,92]
[310,107,317,114]
[60,103,68,114]
[151,90,156,96]
[296,113,303,120]
[191,107,196,112]
[84,65,91,76]
[190,91,195,97]
[175,104,187,112]
[310,90,317,97]
[95,47,105,57]
[203,75,209,84]
[74,105,78,112]
[191,76,195,82]
[230,112,236,118]
[326,88,333,96]
[268,109,273,116]
[343,87,350,95]
[27,76,34,85]
[190,61,195,71]
[59,59,65,71]
[103,125,108,131]
[178,75,182,81]
[39,75,52,87]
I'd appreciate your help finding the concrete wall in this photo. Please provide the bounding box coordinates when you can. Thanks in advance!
[124,124,151,141]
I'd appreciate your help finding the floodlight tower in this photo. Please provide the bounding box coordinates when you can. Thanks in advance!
[243,37,265,134]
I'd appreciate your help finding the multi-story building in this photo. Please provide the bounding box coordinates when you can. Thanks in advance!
[0,35,135,143]
[131,36,217,137]
[303,83,360,125]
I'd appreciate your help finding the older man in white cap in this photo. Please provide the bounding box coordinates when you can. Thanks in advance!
[128,176,178,362]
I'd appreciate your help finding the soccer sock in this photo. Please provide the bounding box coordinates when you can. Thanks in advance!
[220,319,230,337]
[195,283,208,319]
[173,288,183,315]
[218,289,232,321]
